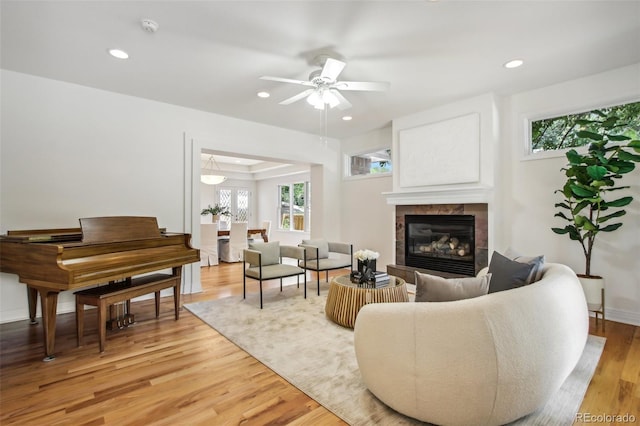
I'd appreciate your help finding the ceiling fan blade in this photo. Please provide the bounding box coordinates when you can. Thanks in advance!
[321,58,346,82]
[333,81,390,91]
[279,89,315,105]
[330,89,352,110]
[260,76,315,87]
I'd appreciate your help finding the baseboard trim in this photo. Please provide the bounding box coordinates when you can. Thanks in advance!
[600,307,640,326]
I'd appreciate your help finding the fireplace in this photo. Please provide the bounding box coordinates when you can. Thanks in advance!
[405,215,475,276]
[389,203,488,282]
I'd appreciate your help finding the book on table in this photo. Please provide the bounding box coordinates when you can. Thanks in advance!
[374,271,390,287]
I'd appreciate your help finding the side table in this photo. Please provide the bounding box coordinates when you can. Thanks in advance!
[325,275,408,328]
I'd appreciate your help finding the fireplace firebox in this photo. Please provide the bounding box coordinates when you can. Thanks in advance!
[405,215,475,276]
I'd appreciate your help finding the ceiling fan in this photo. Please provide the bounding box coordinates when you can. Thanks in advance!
[260,56,390,110]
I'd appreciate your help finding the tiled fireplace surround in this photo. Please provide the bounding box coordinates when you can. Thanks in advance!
[390,203,489,283]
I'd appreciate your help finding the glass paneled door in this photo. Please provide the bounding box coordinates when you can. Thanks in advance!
[217,188,251,228]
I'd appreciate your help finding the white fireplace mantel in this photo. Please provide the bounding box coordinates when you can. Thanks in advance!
[383,185,494,206]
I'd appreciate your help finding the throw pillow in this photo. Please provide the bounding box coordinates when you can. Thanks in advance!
[504,247,545,284]
[414,271,492,302]
[248,241,280,266]
[487,251,536,293]
[301,239,329,259]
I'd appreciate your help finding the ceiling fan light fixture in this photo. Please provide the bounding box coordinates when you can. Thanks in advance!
[306,90,323,108]
[262,55,388,111]
[322,90,340,108]
[306,88,339,109]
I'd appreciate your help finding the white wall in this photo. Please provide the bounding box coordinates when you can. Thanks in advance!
[503,64,640,325]
[391,93,499,196]
[0,70,340,323]
[341,127,395,269]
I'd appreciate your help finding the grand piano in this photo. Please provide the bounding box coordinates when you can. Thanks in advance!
[0,216,200,360]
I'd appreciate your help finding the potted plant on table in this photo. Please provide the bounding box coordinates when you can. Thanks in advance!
[552,109,640,306]
[201,204,230,222]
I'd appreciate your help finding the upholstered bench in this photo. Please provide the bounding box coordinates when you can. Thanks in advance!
[75,273,181,352]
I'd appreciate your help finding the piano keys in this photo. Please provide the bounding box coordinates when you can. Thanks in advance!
[0,216,200,361]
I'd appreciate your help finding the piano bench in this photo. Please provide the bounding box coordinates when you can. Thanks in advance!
[75,273,181,353]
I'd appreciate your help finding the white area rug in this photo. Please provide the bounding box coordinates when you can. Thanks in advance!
[185,283,605,425]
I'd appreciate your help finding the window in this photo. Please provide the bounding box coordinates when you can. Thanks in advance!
[530,100,640,154]
[278,181,310,231]
[348,148,392,176]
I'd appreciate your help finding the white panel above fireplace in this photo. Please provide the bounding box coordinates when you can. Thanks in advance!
[386,93,499,206]
[398,113,480,188]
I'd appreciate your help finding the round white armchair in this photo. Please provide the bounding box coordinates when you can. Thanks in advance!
[353,263,589,426]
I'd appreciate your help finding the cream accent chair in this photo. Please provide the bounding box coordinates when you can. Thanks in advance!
[243,242,306,309]
[219,222,248,263]
[354,263,589,426]
[200,223,219,267]
[298,239,353,296]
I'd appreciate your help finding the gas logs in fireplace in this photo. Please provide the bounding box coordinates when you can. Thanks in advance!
[405,215,475,276]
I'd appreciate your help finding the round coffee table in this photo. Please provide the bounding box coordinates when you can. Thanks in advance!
[325,274,408,328]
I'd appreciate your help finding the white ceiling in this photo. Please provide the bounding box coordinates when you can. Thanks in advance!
[2,0,639,142]
[200,152,298,179]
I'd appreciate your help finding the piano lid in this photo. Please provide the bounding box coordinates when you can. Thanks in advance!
[80,216,161,243]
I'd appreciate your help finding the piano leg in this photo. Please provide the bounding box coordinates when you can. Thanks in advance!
[37,288,60,362]
[27,286,38,325]
[173,266,182,320]
[154,291,160,317]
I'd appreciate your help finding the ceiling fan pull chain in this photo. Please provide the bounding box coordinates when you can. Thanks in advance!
[323,106,328,147]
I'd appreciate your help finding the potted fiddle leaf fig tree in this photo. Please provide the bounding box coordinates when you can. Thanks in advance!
[201,204,230,222]
[552,109,640,305]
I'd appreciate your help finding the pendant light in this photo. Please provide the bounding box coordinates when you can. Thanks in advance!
[201,155,227,185]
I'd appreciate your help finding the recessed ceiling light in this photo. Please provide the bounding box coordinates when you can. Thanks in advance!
[504,59,524,69]
[108,48,129,59]
[257,91,270,98]
[342,116,353,121]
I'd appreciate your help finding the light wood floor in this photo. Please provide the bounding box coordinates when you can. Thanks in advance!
[1,263,638,425]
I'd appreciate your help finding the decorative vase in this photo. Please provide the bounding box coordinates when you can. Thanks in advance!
[357,259,376,286]
[212,214,219,223]
[358,259,376,274]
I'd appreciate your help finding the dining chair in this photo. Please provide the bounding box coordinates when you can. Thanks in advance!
[250,220,272,243]
[262,220,272,240]
[200,223,219,266]
[219,222,249,262]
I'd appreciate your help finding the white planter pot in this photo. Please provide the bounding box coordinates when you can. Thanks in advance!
[578,275,604,308]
